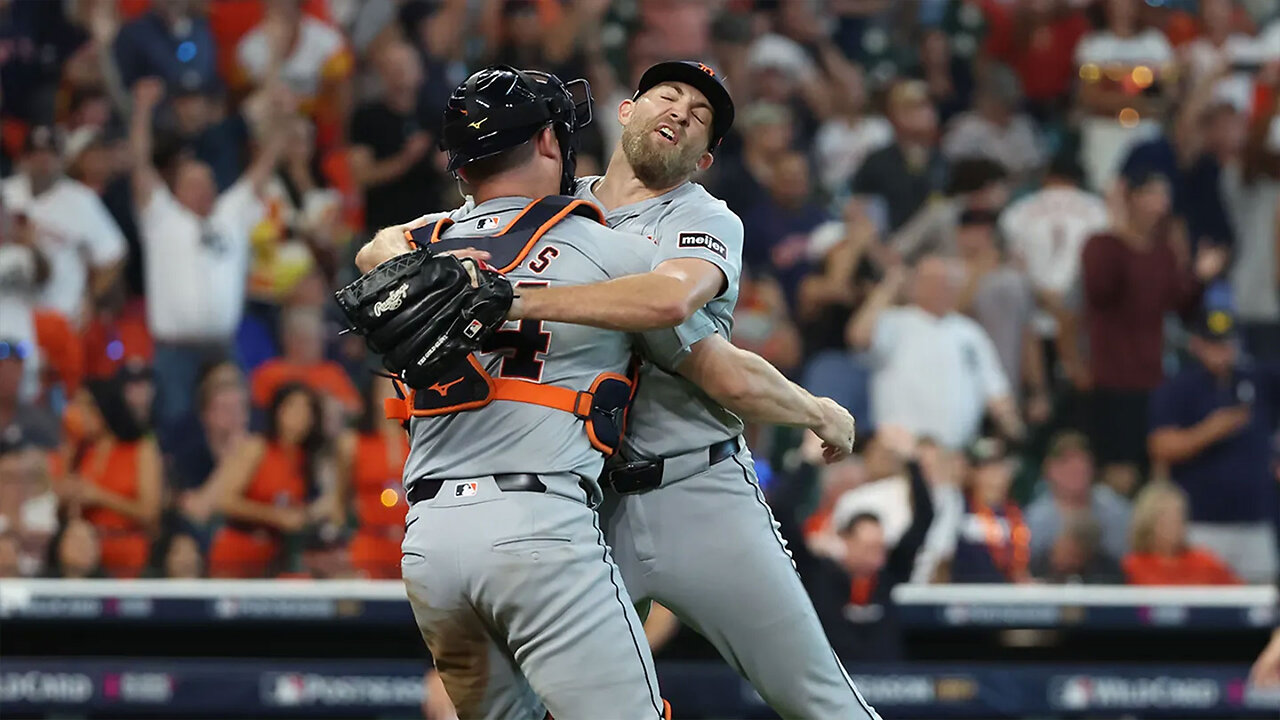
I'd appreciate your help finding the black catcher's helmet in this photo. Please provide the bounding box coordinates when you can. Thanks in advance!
[440,65,592,195]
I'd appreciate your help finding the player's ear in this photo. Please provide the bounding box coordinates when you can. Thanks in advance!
[618,98,634,126]
[535,126,559,161]
[695,151,714,173]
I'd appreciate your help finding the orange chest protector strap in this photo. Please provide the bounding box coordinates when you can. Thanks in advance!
[387,195,635,455]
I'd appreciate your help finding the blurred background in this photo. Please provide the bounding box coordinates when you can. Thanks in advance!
[0,0,1278,718]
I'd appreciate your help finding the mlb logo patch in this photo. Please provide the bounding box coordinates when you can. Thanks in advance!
[476,216,502,231]
[463,319,484,338]
[455,482,478,498]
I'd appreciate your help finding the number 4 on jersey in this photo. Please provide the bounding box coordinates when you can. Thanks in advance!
[482,281,551,380]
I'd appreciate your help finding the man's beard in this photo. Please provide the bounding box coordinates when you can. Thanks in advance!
[620,119,701,189]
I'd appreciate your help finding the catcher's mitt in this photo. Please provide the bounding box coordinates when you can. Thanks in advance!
[334,249,514,388]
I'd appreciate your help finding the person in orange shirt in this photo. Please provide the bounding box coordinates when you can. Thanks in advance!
[62,379,162,578]
[336,377,408,579]
[1123,480,1242,586]
[208,383,334,578]
[250,305,360,414]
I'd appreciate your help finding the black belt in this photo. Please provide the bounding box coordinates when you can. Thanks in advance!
[406,473,547,505]
[604,437,740,494]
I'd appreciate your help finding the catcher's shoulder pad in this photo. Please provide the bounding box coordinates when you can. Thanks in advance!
[408,196,605,273]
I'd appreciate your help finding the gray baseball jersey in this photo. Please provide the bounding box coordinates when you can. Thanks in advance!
[573,177,745,459]
[574,179,881,719]
[398,196,681,720]
[401,197,693,493]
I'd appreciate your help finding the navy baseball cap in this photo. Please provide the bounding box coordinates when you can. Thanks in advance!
[1190,309,1237,342]
[635,61,735,152]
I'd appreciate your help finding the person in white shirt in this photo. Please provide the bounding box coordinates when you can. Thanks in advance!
[942,65,1043,181]
[1073,0,1177,191]
[812,57,894,200]
[128,77,285,431]
[847,257,1024,450]
[1182,0,1269,114]
[998,153,1109,379]
[0,125,125,327]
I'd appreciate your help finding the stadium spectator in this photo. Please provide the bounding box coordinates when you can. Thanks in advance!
[851,79,948,233]
[33,308,85,401]
[1123,480,1241,585]
[113,0,220,94]
[918,27,972,125]
[1181,0,1267,115]
[1225,105,1280,363]
[998,153,1109,391]
[250,305,359,416]
[888,156,1009,264]
[777,425,934,662]
[2,125,127,327]
[1030,510,1126,584]
[731,272,803,381]
[169,361,249,533]
[0,211,47,403]
[741,151,830,307]
[247,116,342,307]
[158,528,204,579]
[128,76,283,430]
[348,41,447,236]
[942,64,1044,181]
[0,426,58,577]
[1073,0,1177,191]
[796,197,881,354]
[283,524,356,579]
[167,76,250,193]
[1025,431,1131,562]
[953,208,1042,415]
[119,359,156,432]
[234,0,353,149]
[0,339,58,449]
[1080,168,1227,494]
[45,516,104,580]
[709,102,794,221]
[208,383,333,578]
[949,437,1032,584]
[812,53,893,199]
[1148,309,1279,583]
[980,0,1091,122]
[335,376,409,580]
[850,257,1023,449]
[64,379,161,579]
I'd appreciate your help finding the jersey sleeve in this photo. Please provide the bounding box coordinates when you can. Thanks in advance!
[651,200,744,298]
[634,307,719,372]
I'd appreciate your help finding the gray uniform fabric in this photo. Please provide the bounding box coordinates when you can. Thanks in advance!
[574,178,881,720]
[400,197,669,720]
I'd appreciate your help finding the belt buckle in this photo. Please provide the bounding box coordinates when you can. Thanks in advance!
[605,459,663,494]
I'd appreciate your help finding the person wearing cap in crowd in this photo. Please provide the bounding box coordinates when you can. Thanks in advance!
[1030,510,1126,585]
[1024,431,1131,564]
[948,436,1033,584]
[1,124,126,327]
[772,425,935,663]
[850,78,949,233]
[941,63,1044,182]
[1148,308,1280,584]
[1079,166,1229,495]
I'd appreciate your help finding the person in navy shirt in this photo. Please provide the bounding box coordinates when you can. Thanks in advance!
[113,0,219,95]
[1148,309,1279,584]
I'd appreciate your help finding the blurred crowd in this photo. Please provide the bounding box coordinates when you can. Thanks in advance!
[0,0,1278,659]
